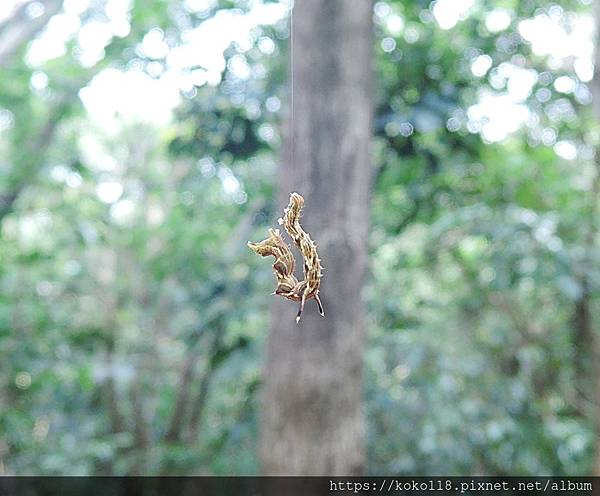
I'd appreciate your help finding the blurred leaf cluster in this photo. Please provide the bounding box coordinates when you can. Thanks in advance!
[0,0,598,475]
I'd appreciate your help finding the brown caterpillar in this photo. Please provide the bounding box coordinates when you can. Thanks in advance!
[248,192,324,323]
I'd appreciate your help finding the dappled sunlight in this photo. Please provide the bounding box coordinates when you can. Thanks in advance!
[80,69,181,127]
[0,0,598,478]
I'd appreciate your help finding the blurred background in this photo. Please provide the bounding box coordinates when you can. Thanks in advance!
[0,0,599,476]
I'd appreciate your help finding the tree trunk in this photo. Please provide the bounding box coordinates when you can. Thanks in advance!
[259,0,373,475]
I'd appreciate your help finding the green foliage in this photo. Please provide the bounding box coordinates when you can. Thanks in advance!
[0,0,598,476]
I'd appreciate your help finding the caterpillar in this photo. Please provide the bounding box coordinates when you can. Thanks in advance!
[248,192,324,323]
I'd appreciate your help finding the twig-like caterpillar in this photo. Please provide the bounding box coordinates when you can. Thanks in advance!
[248,192,324,323]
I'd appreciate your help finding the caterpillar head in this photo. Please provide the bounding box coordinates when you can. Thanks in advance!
[247,228,283,256]
[289,192,304,207]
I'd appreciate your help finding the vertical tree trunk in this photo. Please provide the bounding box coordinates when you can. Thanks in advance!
[259,0,373,475]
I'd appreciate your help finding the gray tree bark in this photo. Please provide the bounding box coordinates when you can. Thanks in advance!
[259,0,373,475]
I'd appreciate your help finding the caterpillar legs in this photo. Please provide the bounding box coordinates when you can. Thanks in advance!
[296,292,325,324]
[296,293,307,324]
[315,293,325,316]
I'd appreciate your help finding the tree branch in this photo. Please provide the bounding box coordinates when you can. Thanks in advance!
[163,344,201,443]
[130,380,150,450]
[0,89,78,222]
[184,328,225,444]
[104,359,126,434]
[0,0,64,67]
